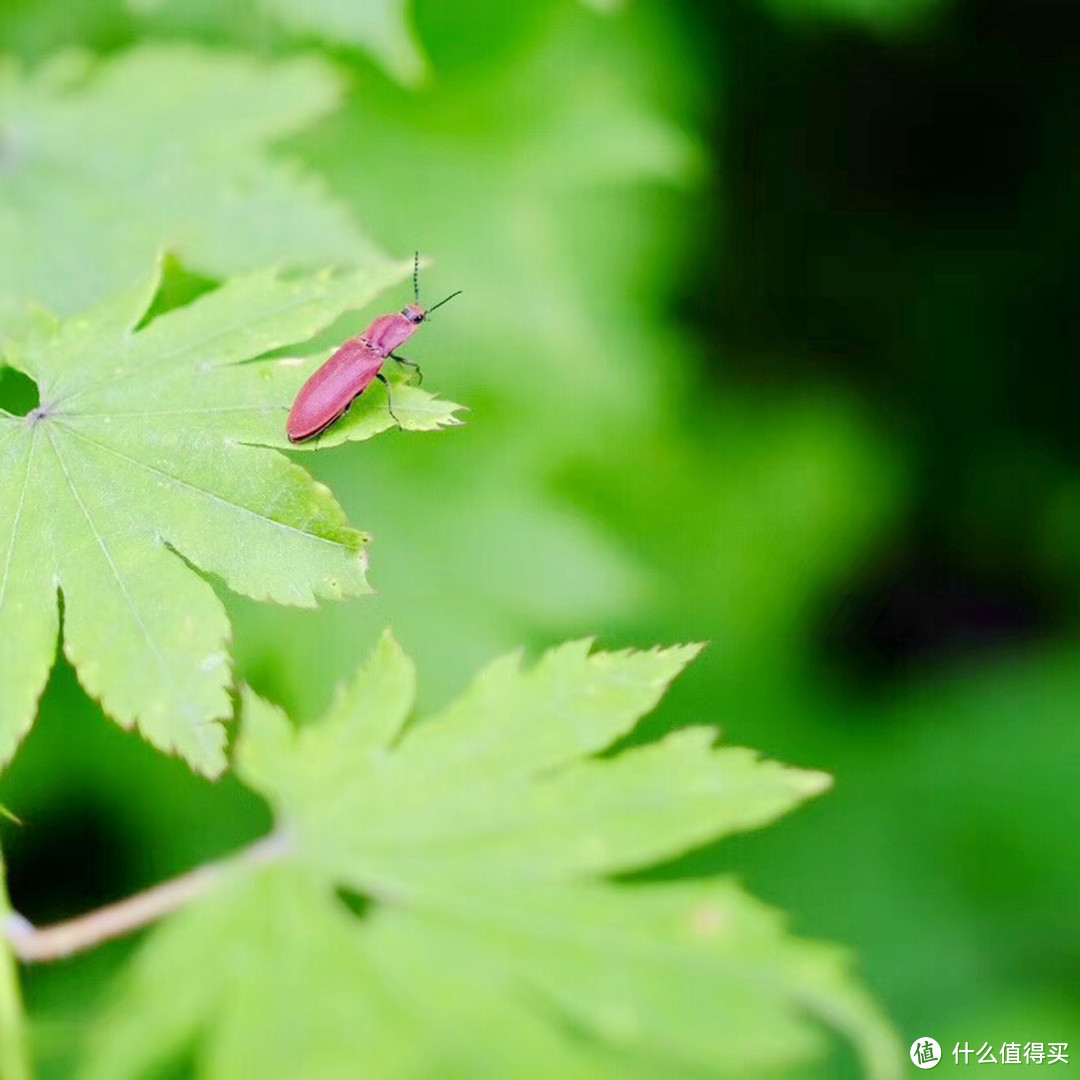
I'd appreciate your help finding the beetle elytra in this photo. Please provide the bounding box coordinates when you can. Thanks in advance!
[287,253,461,443]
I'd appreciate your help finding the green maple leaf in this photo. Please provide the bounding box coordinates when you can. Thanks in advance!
[0,45,377,333]
[0,265,464,777]
[83,634,900,1080]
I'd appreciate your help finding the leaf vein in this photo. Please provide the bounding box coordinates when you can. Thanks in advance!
[45,427,189,717]
[61,423,357,553]
[55,287,348,409]
[0,424,38,618]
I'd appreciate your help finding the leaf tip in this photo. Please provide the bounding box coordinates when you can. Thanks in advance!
[794,768,834,799]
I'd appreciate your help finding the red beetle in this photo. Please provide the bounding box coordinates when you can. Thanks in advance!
[287,254,460,443]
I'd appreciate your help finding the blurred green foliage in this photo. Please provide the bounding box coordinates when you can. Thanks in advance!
[129,0,429,84]
[0,48,380,331]
[1,0,1077,1074]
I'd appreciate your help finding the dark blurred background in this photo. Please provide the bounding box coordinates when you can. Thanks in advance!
[669,0,1080,1064]
[690,0,1080,683]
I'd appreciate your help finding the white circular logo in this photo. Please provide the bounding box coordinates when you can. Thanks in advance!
[910,1037,941,1069]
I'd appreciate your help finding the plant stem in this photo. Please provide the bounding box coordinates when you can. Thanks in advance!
[5,831,291,966]
[0,847,32,1080]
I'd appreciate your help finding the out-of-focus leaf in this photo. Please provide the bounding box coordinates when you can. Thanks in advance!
[128,0,427,84]
[0,263,463,776]
[0,46,379,333]
[267,0,426,84]
[83,634,900,1080]
[588,395,905,674]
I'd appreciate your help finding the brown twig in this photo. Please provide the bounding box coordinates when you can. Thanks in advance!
[3,830,291,965]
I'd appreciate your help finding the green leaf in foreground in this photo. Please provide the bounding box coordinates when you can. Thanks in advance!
[84,634,900,1080]
[0,46,379,333]
[0,266,463,776]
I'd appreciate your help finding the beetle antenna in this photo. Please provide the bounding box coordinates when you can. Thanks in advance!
[413,251,420,303]
[426,289,462,315]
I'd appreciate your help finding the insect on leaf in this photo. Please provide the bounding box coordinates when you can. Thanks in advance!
[0,264,464,777]
[83,634,901,1080]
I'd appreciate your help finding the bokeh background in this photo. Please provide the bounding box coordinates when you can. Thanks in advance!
[1,0,1077,1074]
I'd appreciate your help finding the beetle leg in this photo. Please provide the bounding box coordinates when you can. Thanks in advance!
[376,372,401,426]
[391,353,423,385]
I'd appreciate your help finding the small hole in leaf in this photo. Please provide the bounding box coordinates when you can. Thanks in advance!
[0,367,40,417]
[137,254,218,328]
[335,886,375,921]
